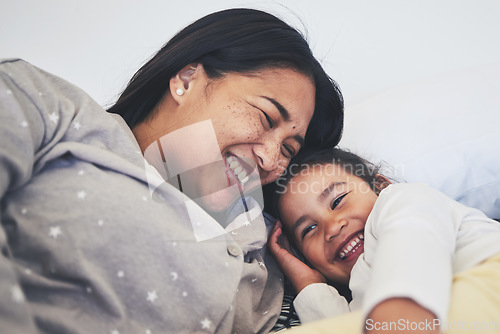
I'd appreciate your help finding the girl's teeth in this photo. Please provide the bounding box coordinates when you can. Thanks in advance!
[338,233,365,260]
[229,161,239,169]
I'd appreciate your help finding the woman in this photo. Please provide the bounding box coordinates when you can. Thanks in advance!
[0,8,343,334]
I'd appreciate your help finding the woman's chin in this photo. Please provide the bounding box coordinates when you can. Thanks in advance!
[195,186,243,217]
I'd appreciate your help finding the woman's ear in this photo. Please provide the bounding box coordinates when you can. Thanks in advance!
[169,63,203,104]
[374,174,391,194]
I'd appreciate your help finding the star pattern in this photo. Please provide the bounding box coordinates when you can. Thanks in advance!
[0,67,277,333]
[11,285,24,303]
[147,290,158,303]
[201,318,212,330]
[49,226,62,239]
[48,112,59,124]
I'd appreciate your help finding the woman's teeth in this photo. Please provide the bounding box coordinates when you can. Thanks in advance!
[338,233,364,260]
[226,156,250,185]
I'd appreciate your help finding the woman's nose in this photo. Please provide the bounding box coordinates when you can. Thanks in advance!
[253,139,281,173]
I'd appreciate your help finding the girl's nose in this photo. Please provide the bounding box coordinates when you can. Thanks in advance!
[324,217,348,241]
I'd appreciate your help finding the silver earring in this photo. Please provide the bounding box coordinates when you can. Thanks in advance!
[176,88,184,96]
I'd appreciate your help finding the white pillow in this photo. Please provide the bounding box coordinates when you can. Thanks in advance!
[339,63,500,219]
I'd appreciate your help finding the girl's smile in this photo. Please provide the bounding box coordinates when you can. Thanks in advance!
[279,164,379,285]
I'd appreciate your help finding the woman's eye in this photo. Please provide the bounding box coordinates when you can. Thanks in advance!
[301,224,316,240]
[331,193,348,210]
[282,144,295,159]
[262,111,274,128]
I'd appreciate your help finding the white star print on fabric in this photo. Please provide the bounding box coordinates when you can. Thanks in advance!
[251,278,257,283]
[182,291,188,297]
[49,226,62,239]
[201,318,212,329]
[147,290,158,303]
[111,330,119,334]
[77,190,86,199]
[258,261,265,267]
[21,208,27,215]
[243,221,251,226]
[98,220,104,226]
[170,272,178,281]
[6,89,12,95]
[78,170,85,176]
[20,121,28,128]
[145,330,152,334]
[10,286,24,304]
[48,112,59,124]
[117,271,124,278]
[73,122,81,130]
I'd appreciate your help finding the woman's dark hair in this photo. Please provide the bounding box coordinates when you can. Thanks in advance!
[272,147,384,217]
[108,8,343,151]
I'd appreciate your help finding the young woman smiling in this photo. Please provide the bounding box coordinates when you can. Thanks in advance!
[0,8,343,334]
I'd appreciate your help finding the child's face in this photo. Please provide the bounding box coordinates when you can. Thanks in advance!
[279,164,378,285]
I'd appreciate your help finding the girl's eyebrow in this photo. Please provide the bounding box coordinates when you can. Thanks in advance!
[319,182,346,201]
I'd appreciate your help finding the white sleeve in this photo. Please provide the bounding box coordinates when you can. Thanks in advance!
[363,183,457,324]
[293,283,350,323]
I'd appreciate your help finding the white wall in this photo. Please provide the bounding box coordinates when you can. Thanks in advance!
[2,0,500,108]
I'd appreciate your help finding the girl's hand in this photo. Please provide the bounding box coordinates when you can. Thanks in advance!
[268,220,327,293]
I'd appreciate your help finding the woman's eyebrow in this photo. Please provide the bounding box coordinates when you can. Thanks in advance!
[261,96,290,121]
[260,96,305,147]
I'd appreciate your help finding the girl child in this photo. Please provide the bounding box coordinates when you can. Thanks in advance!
[269,147,500,333]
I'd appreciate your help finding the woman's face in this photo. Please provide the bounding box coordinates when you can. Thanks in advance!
[142,66,315,213]
[279,164,378,285]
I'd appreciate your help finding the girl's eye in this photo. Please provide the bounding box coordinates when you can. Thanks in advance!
[301,224,317,240]
[331,193,348,210]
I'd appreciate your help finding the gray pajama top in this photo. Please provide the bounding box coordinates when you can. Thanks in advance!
[0,59,283,334]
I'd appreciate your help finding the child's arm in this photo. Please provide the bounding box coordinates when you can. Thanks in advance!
[269,221,350,323]
[366,298,439,334]
[362,183,457,332]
